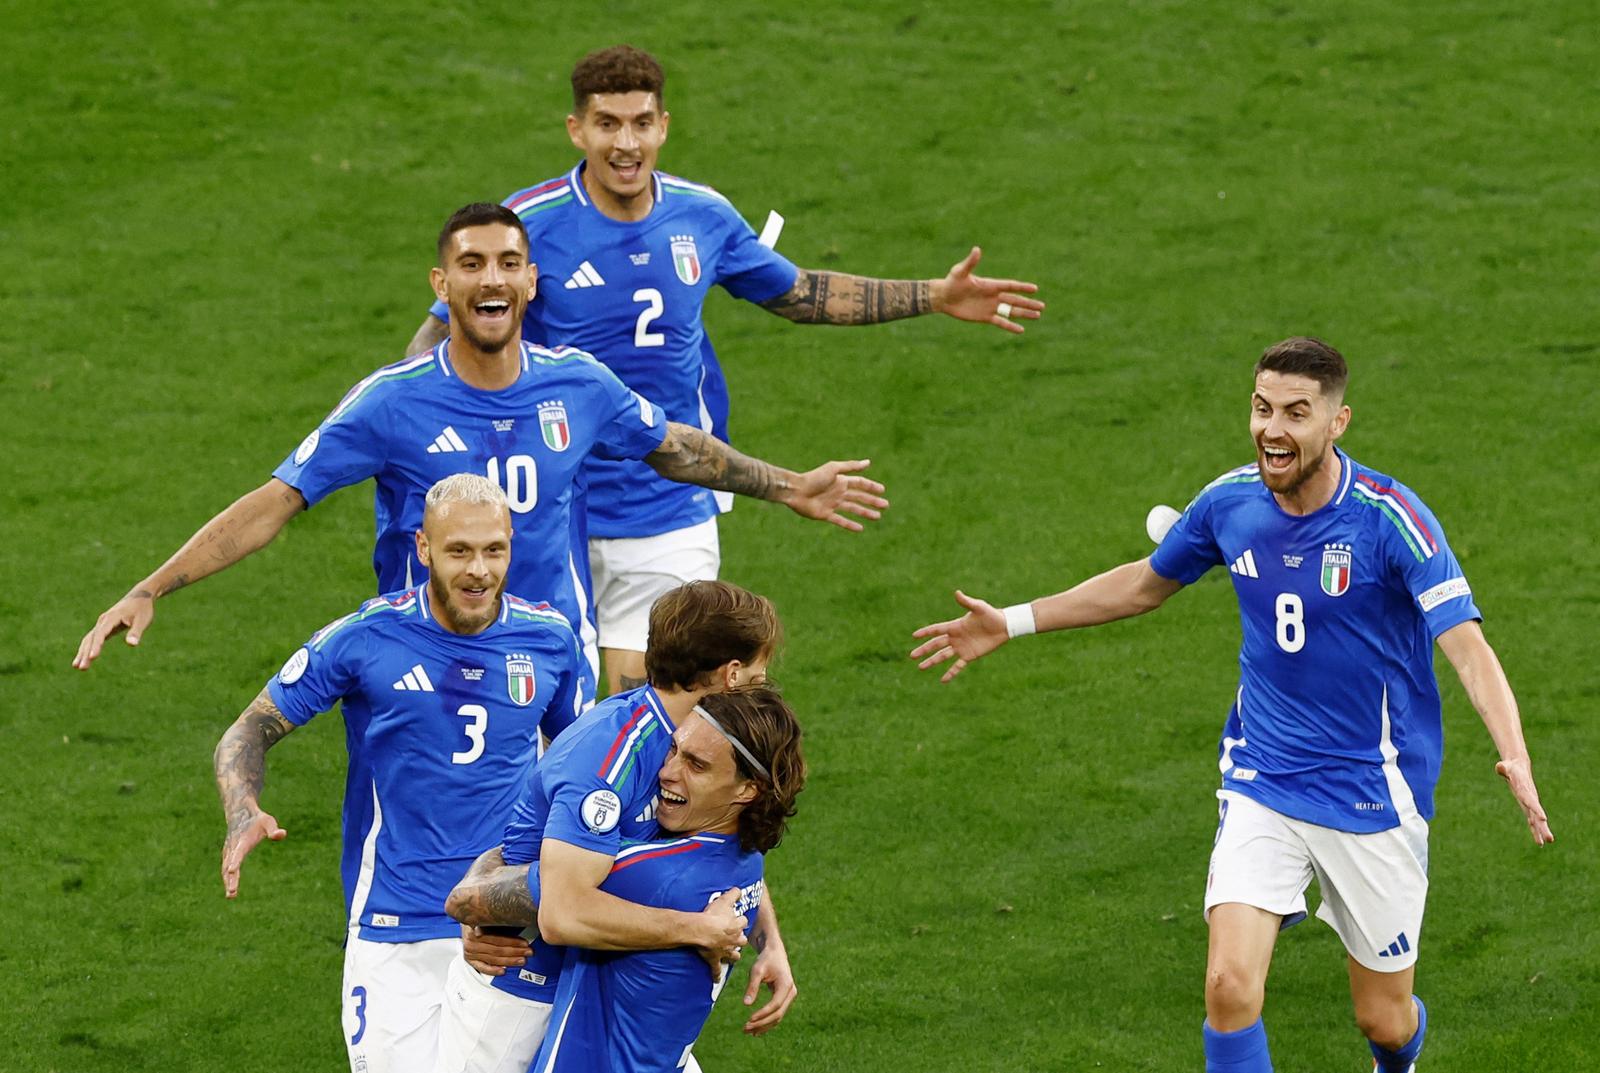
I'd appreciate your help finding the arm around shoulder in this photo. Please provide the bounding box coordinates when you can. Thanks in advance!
[406,314,449,357]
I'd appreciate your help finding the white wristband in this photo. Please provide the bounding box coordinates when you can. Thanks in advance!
[1002,602,1037,639]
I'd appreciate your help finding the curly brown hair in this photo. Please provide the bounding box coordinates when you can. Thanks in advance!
[697,686,806,854]
[571,45,665,112]
[645,581,782,692]
[1256,336,1348,401]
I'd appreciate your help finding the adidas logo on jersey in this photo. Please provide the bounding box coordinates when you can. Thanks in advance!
[393,664,435,692]
[426,426,468,454]
[563,261,606,289]
[1229,550,1260,578]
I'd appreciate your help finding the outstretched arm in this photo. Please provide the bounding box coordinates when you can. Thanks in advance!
[406,314,449,357]
[910,557,1183,682]
[741,884,797,1036]
[1436,620,1554,845]
[445,845,537,927]
[759,249,1044,333]
[536,839,748,960]
[74,478,306,669]
[215,687,297,897]
[646,422,888,532]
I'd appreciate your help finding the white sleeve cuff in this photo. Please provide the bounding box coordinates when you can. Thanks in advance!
[1002,602,1037,639]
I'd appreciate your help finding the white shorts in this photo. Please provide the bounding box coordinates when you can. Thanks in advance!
[342,932,460,1073]
[588,518,720,653]
[434,954,553,1073]
[1204,791,1429,972]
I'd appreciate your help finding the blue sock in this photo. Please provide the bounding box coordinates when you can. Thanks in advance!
[1203,1018,1274,1072]
[1369,995,1427,1071]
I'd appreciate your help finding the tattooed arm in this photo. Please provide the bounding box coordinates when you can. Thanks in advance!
[215,687,297,897]
[445,846,537,927]
[406,314,450,357]
[646,423,888,532]
[759,249,1044,333]
[74,479,307,669]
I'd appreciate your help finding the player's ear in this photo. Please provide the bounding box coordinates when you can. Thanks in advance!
[414,528,430,569]
[430,265,448,304]
[732,778,758,806]
[565,113,584,150]
[1332,404,1352,440]
[658,110,670,143]
[721,659,743,691]
[527,262,538,303]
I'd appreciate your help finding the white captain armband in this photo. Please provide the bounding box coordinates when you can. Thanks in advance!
[1002,602,1037,639]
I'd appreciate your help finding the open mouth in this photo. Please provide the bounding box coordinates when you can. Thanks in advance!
[1260,445,1296,472]
[610,159,642,183]
[659,787,687,806]
[473,298,511,320]
[457,584,491,602]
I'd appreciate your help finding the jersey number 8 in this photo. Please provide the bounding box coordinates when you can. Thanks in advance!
[1274,592,1305,653]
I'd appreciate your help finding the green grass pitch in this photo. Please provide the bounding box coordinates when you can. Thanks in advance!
[4,2,1598,1070]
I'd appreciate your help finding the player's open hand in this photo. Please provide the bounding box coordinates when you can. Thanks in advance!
[1495,757,1554,845]
[73,590,157,670]
[461,925,532,976]
[910,590,1009,682]
[743,937,797,1035]
[694,887,749,971]
[932,247,1045,334]
[782,460,888,532]
[221,807,287,897]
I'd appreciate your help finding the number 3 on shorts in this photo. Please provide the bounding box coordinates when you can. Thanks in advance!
[348,984,368,1044]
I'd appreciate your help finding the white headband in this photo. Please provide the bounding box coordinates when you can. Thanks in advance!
[692,704,771,781]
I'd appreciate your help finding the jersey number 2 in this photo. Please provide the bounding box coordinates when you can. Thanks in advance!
[634,288,665,347]
[452,704,488,765]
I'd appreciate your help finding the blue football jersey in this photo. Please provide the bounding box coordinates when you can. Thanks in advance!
[266,588,582,943]
[428,164,798,538]
[1150,449,1482,832]
[530,834,763,1073]
[490,684,677,1002]
[271,339,668,700]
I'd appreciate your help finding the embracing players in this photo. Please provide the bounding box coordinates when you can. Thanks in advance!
[911,338,1552,1073]
[407,44,1042,693]
[75,202,887,702]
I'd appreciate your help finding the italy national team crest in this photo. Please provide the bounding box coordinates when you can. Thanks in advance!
[670,234,701,286]
[538,401,571,452]
[506,653,536,706]
[1320,543,1353,597]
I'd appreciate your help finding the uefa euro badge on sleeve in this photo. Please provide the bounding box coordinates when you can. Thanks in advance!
[581,790,622,834]
[293,428,320,465]
[1320,543,1354,597]
[506,653,536,706]
[278,647,310,686]
[670,234,701,286]
[538,401,571,452]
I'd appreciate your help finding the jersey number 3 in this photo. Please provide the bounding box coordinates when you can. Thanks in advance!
[452,704,488,765]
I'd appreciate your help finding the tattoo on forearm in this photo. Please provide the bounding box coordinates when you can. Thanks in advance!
[156,573,190,597]
[482,871,537,926]
[648,425,788,502]
[215,689,295,824]
[760,269,930,325]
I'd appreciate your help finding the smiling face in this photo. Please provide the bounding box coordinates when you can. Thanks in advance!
[415,499,512,635]
[566,91,668,219]
[430,223,535,354]
[654,714,757,837]
[1249,370,1351,504]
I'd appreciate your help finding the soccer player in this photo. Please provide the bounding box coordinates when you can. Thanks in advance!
[405,44,1043,694]
[528,686,805,1073]
[212,475,621,1072]
[910,338,1553,1073]
[74,202,888,702]
[436,581,792,1073]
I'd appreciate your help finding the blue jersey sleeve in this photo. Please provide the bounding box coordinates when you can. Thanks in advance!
[713,205,798,304]
[542,739,629,858]
[270,378,388,508]
[264,611,366,725]
[1150,486,1226,584]
[584,360,670,463]
[540,628,585,744]
[1374,479,1482,638]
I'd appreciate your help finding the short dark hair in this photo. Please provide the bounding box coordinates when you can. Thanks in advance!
[1255,336,1349,400]
[571,45,665,112]
[645,581,782,692]
[436,202,525,263]
[697,686,806,853]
